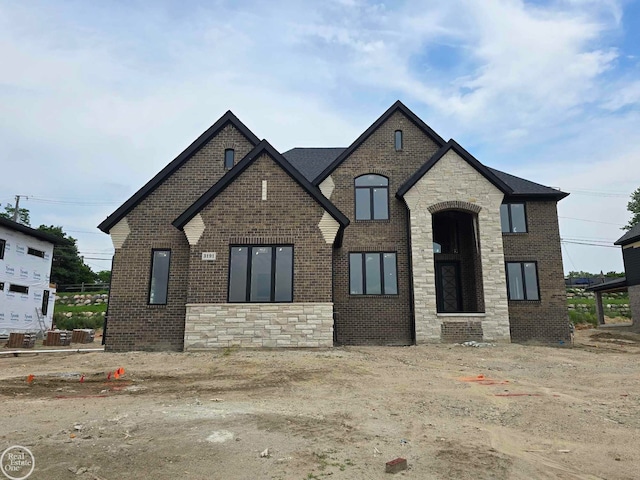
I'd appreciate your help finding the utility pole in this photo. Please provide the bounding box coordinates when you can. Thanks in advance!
[12,195,28,223]
[12,195,21,222]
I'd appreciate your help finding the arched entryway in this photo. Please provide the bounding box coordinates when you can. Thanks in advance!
[432,210,485,314]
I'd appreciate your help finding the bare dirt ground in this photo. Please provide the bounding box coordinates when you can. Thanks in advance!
[1,329,639,480]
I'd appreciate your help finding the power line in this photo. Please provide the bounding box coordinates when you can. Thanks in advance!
[568,189,628,198]
[561,242,576,271]
[561,240,620,248]
[559,216,625,226]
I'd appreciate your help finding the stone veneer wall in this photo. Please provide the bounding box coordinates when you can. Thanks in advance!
[403,149,510,343]
[184,303,334,349]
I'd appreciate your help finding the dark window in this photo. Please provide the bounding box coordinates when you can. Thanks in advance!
[349,252,397,295]
[506,262,539,300]
[148,250,171,305]
[42,290,50,315]
[354,174,389,220]
[228,245,293,302]
[9,284,29,294]
[394,130,403,151]
[28,247,45,258]
[0,238,5,259]
[500,203,527,233]
[0,282,4,291]
[224,149,235,169]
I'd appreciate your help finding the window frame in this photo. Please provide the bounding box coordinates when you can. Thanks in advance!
[505,261,540,301]
[42,290,50,315]
[9,284,29,294]
[0,238,5,260]
[27,247,45,258]
[500,203,528,233]
[147,249,171,306]
[354,174,390,221]
[224,148,235,170]
[349,251,398,296]
[394,130,403,151]
[227,245,294,303]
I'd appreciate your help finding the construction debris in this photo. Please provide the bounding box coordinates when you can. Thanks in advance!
[385,457,407,474]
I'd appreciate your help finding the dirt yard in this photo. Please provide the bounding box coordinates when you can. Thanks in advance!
[1,329,639,480]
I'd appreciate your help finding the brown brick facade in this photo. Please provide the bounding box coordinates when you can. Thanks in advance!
[187,153,333,304]
[329,111,440,345]
[105,125,255,351]
[502,201,571,343]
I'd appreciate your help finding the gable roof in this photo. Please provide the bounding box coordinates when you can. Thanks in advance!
[313,100,446,185]
[397,139,514,198]
[615,223,640,246]
[0,217,65,245]
[173,140,350,239]
[97,111,260,233]
[283,147,346,182]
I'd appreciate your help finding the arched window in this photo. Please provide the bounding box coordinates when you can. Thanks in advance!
[394,130,403,151]
[355,174,389,220]
[224,149,235,169]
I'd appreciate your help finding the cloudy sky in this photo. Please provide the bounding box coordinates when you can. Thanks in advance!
[1,0,639,276]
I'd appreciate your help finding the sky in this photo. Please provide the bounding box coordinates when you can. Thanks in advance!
[1,0,639,276]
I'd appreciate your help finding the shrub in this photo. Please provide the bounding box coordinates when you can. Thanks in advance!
[53,313,104,331]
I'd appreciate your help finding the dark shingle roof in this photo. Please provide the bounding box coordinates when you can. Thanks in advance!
[487,167,568,199]
[284,147,567,200]
[0,217,65,245]
[282,148,346,183]
[615,223,640,246]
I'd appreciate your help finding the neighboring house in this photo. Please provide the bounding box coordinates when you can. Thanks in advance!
[98,101,570,352]
[587,224,640,330]
[0,217,59,336]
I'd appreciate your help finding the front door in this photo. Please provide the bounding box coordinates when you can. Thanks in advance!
[435,261,462,313]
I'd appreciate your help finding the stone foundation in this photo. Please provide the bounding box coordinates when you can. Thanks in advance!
[184,303,334,349]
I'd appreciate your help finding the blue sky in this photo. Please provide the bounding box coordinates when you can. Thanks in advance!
[1,0,639,275]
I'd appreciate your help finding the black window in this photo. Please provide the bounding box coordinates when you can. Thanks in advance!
[148,250,171,305]
[0,239,5,259]
[394,130,403,151]
[500,203,527,233]
[355,174,389,220]
[228,245,293,302]
[0,282,4,291]
[224,149,235,169]
[349,252,397,295]
[9,284,29,294]
[42,290,50,315]
[506,262,539,300]
[28,247,45,258]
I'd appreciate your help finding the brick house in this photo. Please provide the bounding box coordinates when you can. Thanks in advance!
[98,101,570,351]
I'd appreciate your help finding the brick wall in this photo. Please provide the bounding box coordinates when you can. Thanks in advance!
[105,124,255,352]
[328,111,441,345]
[502,201,570,342]
[184,303,333,349]
[186,153,334,304]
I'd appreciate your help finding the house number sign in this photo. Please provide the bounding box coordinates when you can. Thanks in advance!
[201,252,217,261]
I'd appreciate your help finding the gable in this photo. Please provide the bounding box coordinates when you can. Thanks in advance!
[313,101,446,185]
[398,140,512,199]
[173,141,349,244]
[98,111,260,233]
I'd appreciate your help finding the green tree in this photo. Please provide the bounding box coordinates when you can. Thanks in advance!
[96,270,111,284]
[623,187,640,230]
[37,225,96,285]
[0,203,30,225]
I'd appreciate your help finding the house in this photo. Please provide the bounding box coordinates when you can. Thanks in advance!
[587,224,640,330]
[0,217,59,337]
[98,101,570,351]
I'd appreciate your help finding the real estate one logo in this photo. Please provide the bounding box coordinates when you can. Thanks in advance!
[1,445,35,480]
